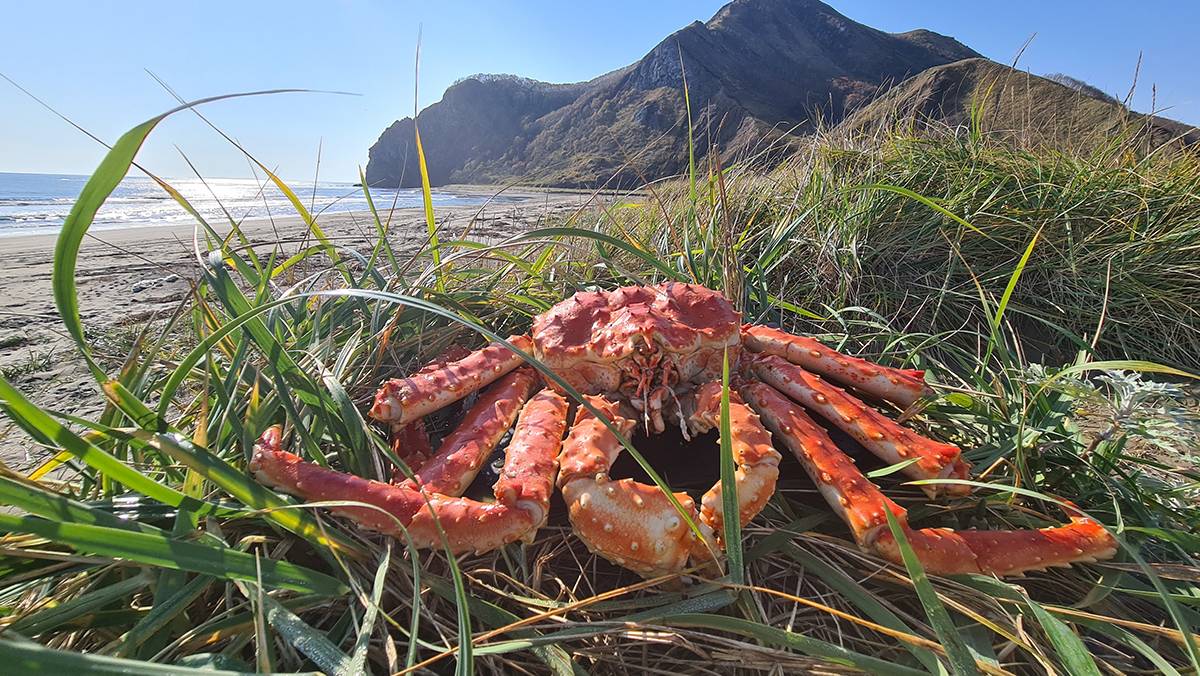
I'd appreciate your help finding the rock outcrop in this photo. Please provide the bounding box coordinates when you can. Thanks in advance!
[365,0,980,188]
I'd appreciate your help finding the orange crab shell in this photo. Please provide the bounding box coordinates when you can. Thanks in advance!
[530,283,742,395]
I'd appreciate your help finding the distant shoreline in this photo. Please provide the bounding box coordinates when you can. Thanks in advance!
[0,189,594,467]
[0,172,604,238]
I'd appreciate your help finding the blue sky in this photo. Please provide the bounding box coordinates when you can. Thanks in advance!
[2,1,1196,181]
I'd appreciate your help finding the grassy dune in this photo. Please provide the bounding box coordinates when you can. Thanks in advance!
[0,97,1197,674]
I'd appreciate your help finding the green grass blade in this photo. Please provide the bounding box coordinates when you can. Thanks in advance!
[471,591,737,658]
[155,292,307,419]
[128,430,363,559]
[782,543,943,672]
[451,548,473,676]
[743,514,829,562]
[718,349,742,583]
[358,166,401,276]
[405,536,423,669]
[866,457,921,479]
[1074,618,1183,676]
[410,32,445,292]
[0,514,347,595]
[114,574,213,657]
[102,380,168,432]
[10,573,151,636]
[848,183,988,237]
[883,509,980,675]
[1047,359,1199,383]
[0,376,203,510]
[0,638,271,675]
[50,90,309,384]
[982,227,1040,366]
[315,356,369,475]
[343,544,390,676]
[0,474,170,535]
[991,227,1040,337]
[1023,592,1102,676]
[1118,538,1200,669]
[424,575,578,676]
[513,227,686,281]
[251,162,348,282]
[668,614,927,676]
[414,124,444,291]
[678,45,701,282]
[257,590,351,673]
[200,260,328,409]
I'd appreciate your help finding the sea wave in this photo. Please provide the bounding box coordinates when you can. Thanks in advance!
[0,172,515,237]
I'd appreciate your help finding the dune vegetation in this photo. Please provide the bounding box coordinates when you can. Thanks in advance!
[0,92,1197,675]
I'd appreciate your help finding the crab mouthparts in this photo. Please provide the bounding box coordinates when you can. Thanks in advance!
[619,346,685,436]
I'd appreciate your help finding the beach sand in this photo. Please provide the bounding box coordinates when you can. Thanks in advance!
[0,187,591,471]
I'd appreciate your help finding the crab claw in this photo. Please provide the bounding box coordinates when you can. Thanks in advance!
[685,382,781,545]
[558,386,781,578]
[557,396,707,577]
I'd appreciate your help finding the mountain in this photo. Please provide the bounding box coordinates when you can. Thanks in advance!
[364,0,980,188]
[838,58,1199,150]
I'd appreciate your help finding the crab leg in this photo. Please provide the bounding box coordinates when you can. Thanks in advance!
[742,325,932,407]
[388,345,474,477]
[742,382,1117,576]
[557,395,709,577]
[249,373,563,554]
[370,334,534,426]
[390,421,435,479]
[250,425,424,534]
[249,369,556,549]
[406,389,569,552]
[685,382,782,545]
[398,368,539,495]
[752,354,969,497]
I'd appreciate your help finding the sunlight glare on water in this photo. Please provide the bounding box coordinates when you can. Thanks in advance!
[0,172,510,236]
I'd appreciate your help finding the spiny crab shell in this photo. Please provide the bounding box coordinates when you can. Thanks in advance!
[531,283,741,432]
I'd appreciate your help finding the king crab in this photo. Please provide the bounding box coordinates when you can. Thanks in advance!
[250,283,1117,577]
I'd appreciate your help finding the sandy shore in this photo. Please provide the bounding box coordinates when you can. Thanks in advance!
[0,187,592,469]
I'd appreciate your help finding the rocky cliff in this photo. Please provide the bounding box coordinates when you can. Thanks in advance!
[365,0,980,188]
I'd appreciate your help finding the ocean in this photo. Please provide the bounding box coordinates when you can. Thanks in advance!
[0,172,510,237]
